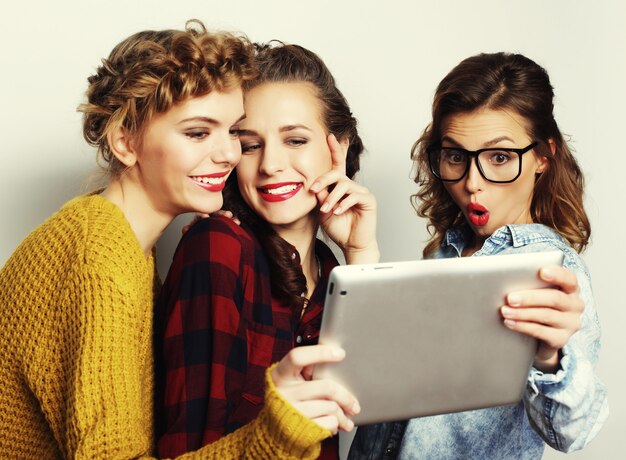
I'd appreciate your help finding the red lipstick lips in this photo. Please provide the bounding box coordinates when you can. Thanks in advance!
[190,171,230,192]
[257,182,303,202]
[467,202,490,226]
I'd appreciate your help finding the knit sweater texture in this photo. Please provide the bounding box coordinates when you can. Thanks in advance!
[0,194,329,459]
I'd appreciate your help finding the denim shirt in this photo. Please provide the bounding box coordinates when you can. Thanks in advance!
[348,224,608,460]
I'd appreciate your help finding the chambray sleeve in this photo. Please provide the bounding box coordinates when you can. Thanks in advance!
[523,248,608,452]
[155,216,256,457]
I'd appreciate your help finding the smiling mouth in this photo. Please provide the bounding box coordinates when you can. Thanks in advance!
[190,175,227,185]
[259,184,300,195]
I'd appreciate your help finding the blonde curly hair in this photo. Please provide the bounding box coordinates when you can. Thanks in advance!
[79,19,257,177]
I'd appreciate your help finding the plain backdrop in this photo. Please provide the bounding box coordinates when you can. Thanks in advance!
[1,1,623,458]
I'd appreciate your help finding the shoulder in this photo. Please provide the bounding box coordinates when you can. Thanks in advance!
[170,215,266,275]
[493,224,589,279]
[179,215,260,254]
[2,195,102,273]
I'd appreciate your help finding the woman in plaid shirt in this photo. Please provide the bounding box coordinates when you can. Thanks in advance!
[155,43,379,459]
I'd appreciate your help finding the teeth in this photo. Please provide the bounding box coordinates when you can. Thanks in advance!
[191,176,225,185]
[263,184,298,195]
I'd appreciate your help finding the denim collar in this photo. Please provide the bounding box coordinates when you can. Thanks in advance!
[442,224,564,257]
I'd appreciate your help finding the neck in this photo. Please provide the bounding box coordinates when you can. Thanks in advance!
[100,176,173,257]
[462,233,485,257]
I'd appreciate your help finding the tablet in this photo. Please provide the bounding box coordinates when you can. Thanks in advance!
[313,250,564,425]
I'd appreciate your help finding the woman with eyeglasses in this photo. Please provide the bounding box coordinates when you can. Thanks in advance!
[349,52,607,459]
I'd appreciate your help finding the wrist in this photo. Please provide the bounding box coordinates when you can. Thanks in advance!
[533,349,561,374]
[344,244,380,265]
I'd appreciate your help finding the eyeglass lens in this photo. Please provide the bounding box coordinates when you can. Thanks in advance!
[435,148,520,182]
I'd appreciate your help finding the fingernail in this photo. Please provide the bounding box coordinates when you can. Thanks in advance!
[503,319,517,328]
[541,267,554,281]
[320,203,330,213]
[501,306,513,317]
[333,206,342,215]
[507,294,521,306]
[331,348,346,359]
[352,400,361,414]
[310,182,321,192]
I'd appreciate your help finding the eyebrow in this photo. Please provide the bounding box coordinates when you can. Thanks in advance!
[178,113,246,126]
[441,135,515,148]
[238,123,313,137]
[279,124,313,133]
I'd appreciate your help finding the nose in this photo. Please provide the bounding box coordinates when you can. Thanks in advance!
[463,156,484,193]
[259,139,287,176]
[212,130,240,167]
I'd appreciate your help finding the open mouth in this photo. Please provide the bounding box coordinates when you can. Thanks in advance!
[467,203,490,226]
[189,172,229,191]
[191,175,227,185]
[259,184,299,195]
[257,182,303,202]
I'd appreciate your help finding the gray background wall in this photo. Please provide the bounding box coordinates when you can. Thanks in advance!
[1,1,623,458]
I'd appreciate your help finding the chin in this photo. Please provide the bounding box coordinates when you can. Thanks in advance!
[193,198,223,215]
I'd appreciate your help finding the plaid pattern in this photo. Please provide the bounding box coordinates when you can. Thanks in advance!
[154,216,339,458]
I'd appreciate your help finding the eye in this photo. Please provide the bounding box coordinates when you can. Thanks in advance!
[487,150,513,165]
[185,129,210,140]
[286,137,308,147]
[241,141,262,154]
[442,149,465,165]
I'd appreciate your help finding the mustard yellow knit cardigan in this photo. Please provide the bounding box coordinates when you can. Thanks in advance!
[0,195,328,459]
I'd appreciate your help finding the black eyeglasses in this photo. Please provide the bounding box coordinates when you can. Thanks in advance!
[427,142,539,183]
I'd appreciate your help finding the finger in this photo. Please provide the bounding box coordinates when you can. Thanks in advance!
[310,169,350,194]
[318,179,368,213]
[272,345,346,382]
[296,401,355,433]
[502,319,573,350]
[213,210,234,218]
[505,288,583,313]
[309,414,348,435]
[279,379,360,416]
[327,133,348,174]
[539,265,579,294]
[310,415,340,435]
[501,306,581,331]
[328,192,374,215]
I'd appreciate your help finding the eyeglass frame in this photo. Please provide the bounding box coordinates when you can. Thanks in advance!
[426,141,540,184]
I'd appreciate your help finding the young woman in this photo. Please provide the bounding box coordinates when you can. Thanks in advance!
[0,22,359,459]
[154,43,379,459]
[349,52,608,459]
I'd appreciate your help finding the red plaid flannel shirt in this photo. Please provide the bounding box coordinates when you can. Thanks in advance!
[154,216,339,458]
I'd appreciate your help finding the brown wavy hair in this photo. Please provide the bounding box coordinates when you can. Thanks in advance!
[79,20,257,178]
[224,42,364,313]
[412,52,590,257]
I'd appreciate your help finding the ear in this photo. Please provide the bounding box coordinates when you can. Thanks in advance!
[337,136,350,161]
[107,126,137,168]
[535,139,555,174]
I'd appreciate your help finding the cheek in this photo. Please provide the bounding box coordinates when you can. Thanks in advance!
[235,159,258,188]
[299,145,332,177]
[443,183,464,206]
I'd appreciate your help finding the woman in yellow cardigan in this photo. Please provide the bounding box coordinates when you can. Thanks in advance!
[0,20,358,459]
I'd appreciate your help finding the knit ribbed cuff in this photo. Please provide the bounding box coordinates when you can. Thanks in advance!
[252,364,331,459]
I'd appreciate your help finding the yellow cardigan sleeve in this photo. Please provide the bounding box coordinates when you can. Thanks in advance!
[62,263,155,458]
